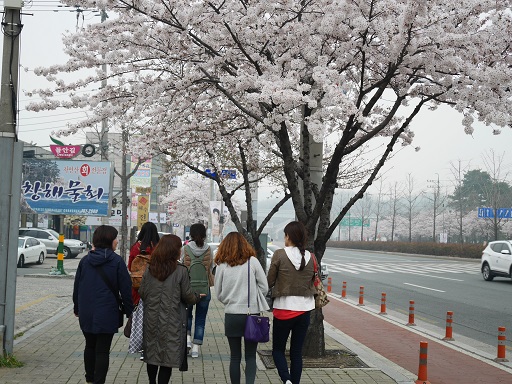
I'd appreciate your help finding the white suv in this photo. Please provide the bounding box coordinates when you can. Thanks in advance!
[18,228,86,259]
[481,240,512,281]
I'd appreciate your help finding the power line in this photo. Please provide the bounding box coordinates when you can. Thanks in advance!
[19,110,88,120]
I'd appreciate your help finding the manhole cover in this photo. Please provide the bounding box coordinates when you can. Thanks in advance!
[257,349,368,369]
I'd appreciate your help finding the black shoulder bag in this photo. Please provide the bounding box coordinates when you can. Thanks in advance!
[95,265,125,327]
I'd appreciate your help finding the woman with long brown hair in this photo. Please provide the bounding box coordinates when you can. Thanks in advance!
[139,234,202,384]
[214,232,269,384]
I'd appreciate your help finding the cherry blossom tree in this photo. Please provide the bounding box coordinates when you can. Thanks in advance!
[28,1,512,356]
[162,175,211,228]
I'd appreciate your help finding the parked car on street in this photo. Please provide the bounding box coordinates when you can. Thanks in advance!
[18,228,86,258]
[481,240,512,281]
[18,236,46,268]
[266,244,329,280]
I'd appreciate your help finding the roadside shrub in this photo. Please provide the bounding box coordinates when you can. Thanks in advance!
[326,241,484,259]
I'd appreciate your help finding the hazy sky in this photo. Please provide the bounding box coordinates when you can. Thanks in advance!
[2,5,512,193]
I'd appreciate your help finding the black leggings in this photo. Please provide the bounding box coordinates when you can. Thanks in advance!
[227,336,258,384]
[82,332,114,384]
[146,364,172,384]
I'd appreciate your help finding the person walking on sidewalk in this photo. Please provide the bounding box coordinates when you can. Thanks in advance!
[214,232,269,384]
[182,223,215,358]
[73,225,134,384]
[128,221,160,305]
[139,234,203,384]
[267,221,315,384]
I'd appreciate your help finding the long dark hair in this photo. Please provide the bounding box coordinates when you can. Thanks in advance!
[189,223,206,247]
[149,234,181,281]
[284,221,308,270]
[135,222,160,253]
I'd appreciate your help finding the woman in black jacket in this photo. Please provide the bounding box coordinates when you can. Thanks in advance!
[73,225,133,384]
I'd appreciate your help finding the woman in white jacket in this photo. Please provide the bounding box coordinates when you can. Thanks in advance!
[214,232,269,384]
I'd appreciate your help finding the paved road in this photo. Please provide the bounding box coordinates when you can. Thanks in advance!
[321,248,512,350]
[14,251,85,335]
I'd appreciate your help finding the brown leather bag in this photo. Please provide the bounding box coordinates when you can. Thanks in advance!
[130,254,151,290]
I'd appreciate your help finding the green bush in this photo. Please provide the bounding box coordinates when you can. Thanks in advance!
[0,354,24,368]
[326,241,484,259]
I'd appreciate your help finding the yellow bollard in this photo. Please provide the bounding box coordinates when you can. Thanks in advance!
[56,234,67,275]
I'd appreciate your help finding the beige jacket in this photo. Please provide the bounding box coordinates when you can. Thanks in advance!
[267,249,316,298]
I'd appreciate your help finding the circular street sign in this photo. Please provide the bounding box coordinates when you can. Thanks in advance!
[82,144,96,157]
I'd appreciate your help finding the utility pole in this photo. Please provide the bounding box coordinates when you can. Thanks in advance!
[99,9,110,227]
[427,173,442,243]
[99,9,108,161]
[0,0,23,355]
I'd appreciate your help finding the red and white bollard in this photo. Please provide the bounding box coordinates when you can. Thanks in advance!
[495,326,509,362]
[327,277,332,293]
[415,341,431,384]
[357,286,365,306]
[379,292,387,315]
[407,300,416,326]
[443,311,454,341]
[341,281,347,299]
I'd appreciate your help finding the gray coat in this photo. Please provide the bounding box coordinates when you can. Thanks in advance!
[139,264,198,368]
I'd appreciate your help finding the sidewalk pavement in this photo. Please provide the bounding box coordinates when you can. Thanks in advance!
[0,289,404,384]
[323,295,512,384]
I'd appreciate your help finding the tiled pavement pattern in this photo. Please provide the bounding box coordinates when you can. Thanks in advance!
[0,285,399,384]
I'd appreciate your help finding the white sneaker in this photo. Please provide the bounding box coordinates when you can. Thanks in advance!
[186,335,192,349]
[191,344,199,358]
[285,381,293,384]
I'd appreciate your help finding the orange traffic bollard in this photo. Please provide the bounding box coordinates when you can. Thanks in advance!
[495,326,509,362]
[415,341,431,384]
[357,286,365,306]
[407,300,416,326]
[443,311,454,341]
[341,281,347,299]
[327,277,332,293]
[379,292,387,315]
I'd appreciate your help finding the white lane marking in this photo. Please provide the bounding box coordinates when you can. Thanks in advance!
[399,271,464,281]
[328,266,360,274]
[403,283,445,292]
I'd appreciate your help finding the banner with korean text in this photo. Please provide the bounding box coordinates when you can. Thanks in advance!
[21,159,112,216]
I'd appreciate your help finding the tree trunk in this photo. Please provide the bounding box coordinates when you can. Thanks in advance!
[303,309,325,357]
[120,129,129,262]
[302,238,327,357]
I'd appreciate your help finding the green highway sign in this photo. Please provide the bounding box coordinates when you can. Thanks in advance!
[340,217,370,227]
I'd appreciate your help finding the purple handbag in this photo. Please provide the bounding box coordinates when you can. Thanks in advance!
[244,258,270,343]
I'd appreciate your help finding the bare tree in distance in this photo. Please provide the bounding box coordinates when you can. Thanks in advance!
[481,151,512,240]
[388,181,402,242]
[426,174,446,242]
[448,160,471,244]
[404,174,424,242]
[372,178,386,241]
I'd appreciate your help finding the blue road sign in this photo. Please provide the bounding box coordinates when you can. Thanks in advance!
[497,208,512,218]
[478,207,512,219]
[478,208,494,218]
[205,169,237,179]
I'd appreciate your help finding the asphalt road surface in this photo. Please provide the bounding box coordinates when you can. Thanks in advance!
[321,247,512,350]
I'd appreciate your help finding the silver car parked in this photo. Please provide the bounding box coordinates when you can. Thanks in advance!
[18,228,86,259]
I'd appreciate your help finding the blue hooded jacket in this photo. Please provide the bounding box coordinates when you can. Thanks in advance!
[73,248,134,334]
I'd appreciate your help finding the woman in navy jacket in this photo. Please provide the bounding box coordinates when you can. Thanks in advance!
[73,225,134,384]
